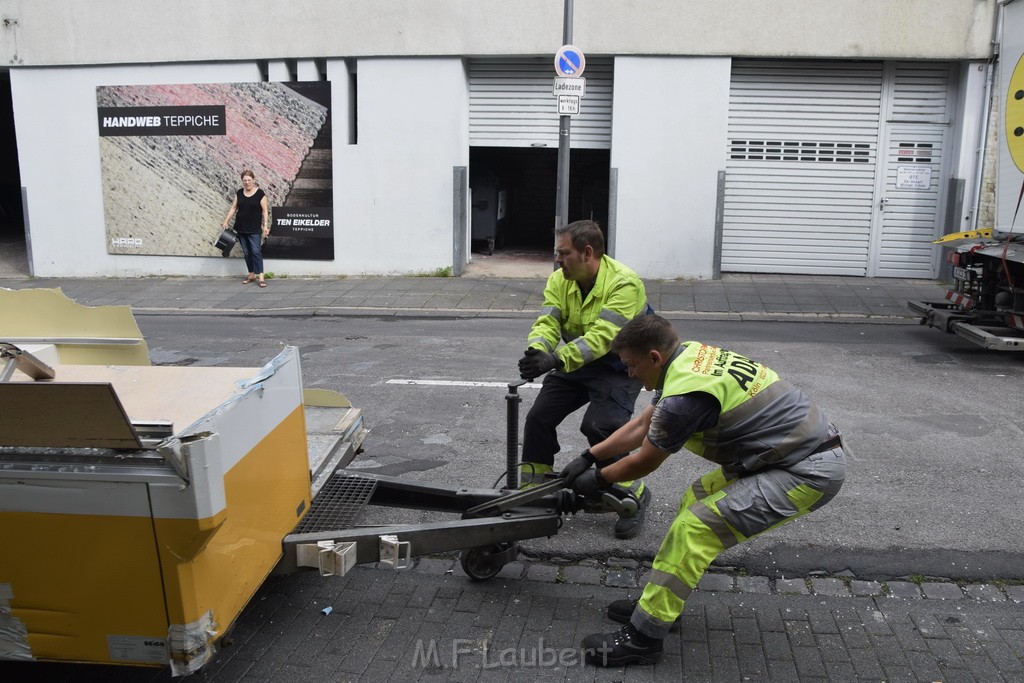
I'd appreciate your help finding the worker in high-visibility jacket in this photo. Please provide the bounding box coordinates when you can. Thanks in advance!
[564,314,847,667]
[517,219,653,539]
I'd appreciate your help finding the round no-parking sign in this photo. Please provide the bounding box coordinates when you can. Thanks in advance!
[554,45,586,77]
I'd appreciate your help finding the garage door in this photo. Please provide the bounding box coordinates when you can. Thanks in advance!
[468,57,613,149]
[723,59,955,277]
[723,60,884,275]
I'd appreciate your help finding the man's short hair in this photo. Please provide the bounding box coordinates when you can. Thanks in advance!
[611,314,679,355]
[555,219,605,258]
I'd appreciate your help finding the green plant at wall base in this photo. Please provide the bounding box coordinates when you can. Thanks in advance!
[412,267,453,278]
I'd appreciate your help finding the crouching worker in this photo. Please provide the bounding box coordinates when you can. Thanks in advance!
[563,314,847,666]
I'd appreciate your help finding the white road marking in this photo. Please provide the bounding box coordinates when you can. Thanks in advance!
[386,379,542,389]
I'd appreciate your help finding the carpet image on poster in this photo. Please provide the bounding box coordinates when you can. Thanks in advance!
[96,82,332,259]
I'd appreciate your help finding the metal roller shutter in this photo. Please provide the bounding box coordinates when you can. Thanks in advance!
[723,60,884,275]
[468,57,613,149]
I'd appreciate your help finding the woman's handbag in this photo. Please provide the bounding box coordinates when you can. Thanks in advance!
[213,228,237,257]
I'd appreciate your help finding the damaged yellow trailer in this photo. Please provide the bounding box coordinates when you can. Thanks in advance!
[0,288,574,676]
[0,288,365,675]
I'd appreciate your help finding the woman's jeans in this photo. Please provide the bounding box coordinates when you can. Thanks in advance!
[237,233,264,274]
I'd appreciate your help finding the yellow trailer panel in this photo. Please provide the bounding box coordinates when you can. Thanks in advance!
[0,347,312,675]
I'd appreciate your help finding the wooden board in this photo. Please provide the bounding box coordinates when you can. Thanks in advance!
[0,383,142,449]
[3,365,260,447]
[51,365,258,429]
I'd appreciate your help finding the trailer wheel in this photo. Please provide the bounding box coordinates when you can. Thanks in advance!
[460,542,517,581]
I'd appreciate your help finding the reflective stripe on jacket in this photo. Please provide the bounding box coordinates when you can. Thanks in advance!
[661,342,829,475]
[527,255,648,373]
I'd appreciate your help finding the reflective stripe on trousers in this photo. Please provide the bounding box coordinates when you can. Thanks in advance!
[519,463,553,487]
[631,447,847,639]
[611,477,644,498]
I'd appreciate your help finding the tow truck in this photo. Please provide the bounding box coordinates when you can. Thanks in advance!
[909,0,1024,350]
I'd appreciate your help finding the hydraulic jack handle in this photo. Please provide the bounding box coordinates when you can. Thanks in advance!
[464,474,639,519]
[465,477,566,517]
[505,379,528,489]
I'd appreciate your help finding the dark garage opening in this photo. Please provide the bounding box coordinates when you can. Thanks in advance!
[469,146,610,255]
[0,70,28,276]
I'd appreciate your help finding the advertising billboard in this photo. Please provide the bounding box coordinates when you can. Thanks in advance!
[97,81,333,259]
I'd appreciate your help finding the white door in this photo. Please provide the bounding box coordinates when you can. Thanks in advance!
[869,62,956,277]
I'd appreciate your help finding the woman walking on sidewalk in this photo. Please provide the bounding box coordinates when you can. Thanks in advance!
[222,169,270,287]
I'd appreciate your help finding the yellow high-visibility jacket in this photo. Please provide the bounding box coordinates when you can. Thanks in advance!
[658,342,828,474]
[527,255,648,373]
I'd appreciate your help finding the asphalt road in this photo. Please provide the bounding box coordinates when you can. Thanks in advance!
[137,313,1024,582]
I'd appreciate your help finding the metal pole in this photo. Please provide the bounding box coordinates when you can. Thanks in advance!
[554,0,573,231]
[505,380,526,490]
[713,170,726,280]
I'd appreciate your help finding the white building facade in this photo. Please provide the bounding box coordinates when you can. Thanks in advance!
[0,0,1001,279]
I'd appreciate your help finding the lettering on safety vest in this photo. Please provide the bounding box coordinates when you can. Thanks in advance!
[727,353,767,395]
[695,346,768,396]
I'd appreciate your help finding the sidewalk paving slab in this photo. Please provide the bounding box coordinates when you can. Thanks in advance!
[0,274,950,322]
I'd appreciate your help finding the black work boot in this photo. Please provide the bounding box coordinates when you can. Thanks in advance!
[581,623,663,666]
[613,486,651,539]
[607,598,681,632]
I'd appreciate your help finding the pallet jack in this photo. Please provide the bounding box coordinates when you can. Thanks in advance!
[276,380,638,581]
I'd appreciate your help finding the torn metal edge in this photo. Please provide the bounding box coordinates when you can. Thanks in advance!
[175,346,299,439]
[167,609,217,677]
[0,583,34,661]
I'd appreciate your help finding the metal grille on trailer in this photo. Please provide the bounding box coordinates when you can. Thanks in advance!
[292,472,377,533]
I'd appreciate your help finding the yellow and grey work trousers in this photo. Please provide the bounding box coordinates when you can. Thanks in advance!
[631,445,847,639]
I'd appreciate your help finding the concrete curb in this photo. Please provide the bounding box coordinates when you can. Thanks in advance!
[130,306,924,324]
[412,556,1024,603]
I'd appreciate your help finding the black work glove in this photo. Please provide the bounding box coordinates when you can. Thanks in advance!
[558,449,597,484]
[571,468,612,497]
[518,348,561,379]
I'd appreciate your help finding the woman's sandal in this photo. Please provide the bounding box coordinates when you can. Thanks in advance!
[258,279,267,288]
[242,276,255,284]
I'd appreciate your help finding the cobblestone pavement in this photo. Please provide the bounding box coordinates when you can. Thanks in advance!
[5,558,1023,682]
